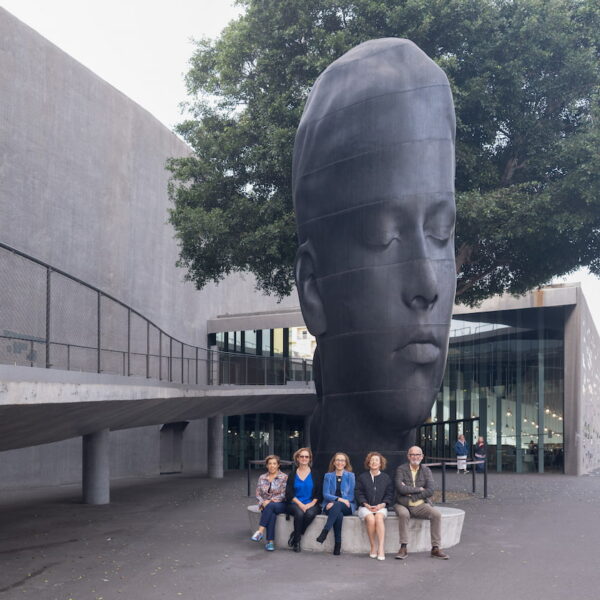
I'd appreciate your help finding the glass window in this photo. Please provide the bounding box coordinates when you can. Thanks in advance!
[261,329,270,355]
[244,330,257,354]
[425,307,564,473]
[215,332,225,350]
[273,329,284,356]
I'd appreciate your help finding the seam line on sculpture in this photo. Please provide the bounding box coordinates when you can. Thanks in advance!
[295,137,453,183]
[314,258,455,282]
[319,329,451,342]
[300,84,451,129]
[297,191,455,228]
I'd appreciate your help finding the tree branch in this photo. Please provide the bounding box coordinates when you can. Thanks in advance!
[456,265,500,298]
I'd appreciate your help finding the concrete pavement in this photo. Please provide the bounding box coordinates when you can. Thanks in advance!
[1,469,599,600]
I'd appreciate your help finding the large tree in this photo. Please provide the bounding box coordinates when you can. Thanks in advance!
[168,0,600,305]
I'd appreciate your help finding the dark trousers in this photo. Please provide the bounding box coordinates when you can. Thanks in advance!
[259,501,287,541]
[287,503,320,538]
[323,502,352,542]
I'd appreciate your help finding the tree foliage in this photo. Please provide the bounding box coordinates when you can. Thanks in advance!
[168,0,600,305]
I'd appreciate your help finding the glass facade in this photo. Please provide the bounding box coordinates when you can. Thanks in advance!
[223,414,306,470]
[210,327,314,385]
[214,307,565,473]
[212,327,315,359]
[422,306,564,473]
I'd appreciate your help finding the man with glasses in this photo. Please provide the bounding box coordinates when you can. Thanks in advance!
[394,446,449,560]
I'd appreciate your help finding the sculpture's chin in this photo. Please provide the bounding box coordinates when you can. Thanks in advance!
[358,388,437,430]
[315,389,437,444]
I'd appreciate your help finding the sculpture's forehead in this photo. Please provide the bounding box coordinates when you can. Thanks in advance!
[293,38,455,228]
[295,140,455,226]
[301,38,450,124]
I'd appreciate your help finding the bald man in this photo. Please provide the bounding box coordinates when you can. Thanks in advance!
[394,446,449,559]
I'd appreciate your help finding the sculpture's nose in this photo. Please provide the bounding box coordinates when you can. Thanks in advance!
[401,258,438,311]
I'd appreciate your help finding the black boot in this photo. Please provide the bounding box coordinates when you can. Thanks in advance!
[287,531,296,548]
[333,541,341,555]
[293,537,301,553]
[316,528,329,544]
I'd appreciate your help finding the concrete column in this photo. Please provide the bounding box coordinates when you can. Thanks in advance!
[82,429,110,505]
[208,415,224,478]
[563,301,580,476]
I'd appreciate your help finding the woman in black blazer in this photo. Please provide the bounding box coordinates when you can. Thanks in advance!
[285,447,322,552]
[355,451,394,560]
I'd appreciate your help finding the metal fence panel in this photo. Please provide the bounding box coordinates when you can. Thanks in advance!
[0,248,47,368]
[0,243,312,385]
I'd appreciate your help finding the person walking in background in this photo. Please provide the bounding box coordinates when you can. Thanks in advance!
[455,434,469,474]
[285,447,321,552]
[529,440,539,471]
[474,436,487,473]
[251,455,288,551]
[316,452,356,555]
[355,451,394,561]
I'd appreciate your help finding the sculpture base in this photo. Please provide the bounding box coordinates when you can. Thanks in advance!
[247,505,465,553]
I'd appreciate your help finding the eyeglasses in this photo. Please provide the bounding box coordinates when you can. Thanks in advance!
[334,458,346,462]
[298,455,310,459]
[408,453,423,457]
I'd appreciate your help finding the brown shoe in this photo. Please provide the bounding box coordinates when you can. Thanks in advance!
[395,547,408,560]
[431,547,449,560]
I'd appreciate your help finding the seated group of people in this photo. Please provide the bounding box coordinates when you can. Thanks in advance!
[251,446,449,560]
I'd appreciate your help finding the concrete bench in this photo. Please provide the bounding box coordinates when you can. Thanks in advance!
[247,504,464,553]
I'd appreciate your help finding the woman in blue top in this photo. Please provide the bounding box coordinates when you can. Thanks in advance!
[316,452,356,555]
[285,447,321,552]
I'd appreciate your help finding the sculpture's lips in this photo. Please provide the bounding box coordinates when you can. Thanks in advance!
[396,341,440,364]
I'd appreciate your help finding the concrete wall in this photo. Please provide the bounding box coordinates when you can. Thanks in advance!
[0,422,208,490]
[110,426,161,479]
[563,302,580,476]
[0,7,298,360]
[183,419,208,475]
[577,290,600,474]
[0,436,82,489]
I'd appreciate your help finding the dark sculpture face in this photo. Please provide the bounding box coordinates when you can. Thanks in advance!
[293,39,456,461]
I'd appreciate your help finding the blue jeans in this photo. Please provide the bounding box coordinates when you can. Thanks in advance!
[323,502,352,542]
[259,501,287,541]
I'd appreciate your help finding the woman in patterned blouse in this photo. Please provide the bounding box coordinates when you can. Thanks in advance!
[251,455,288,551]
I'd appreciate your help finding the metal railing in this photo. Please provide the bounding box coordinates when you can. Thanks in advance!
[423,458,488,502]
[0,242,312,386]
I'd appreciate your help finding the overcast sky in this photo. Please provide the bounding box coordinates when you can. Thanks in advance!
[3,0,600,325]
[2,0,242,129]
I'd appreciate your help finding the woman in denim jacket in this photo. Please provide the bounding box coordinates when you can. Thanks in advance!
[315,452,356,555]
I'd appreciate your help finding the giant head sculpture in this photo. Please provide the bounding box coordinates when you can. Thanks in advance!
[293,38,456,470]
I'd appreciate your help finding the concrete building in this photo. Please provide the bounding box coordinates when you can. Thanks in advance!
[0,8,312,501]
[207,284,600,476]
[1,7,599,503]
